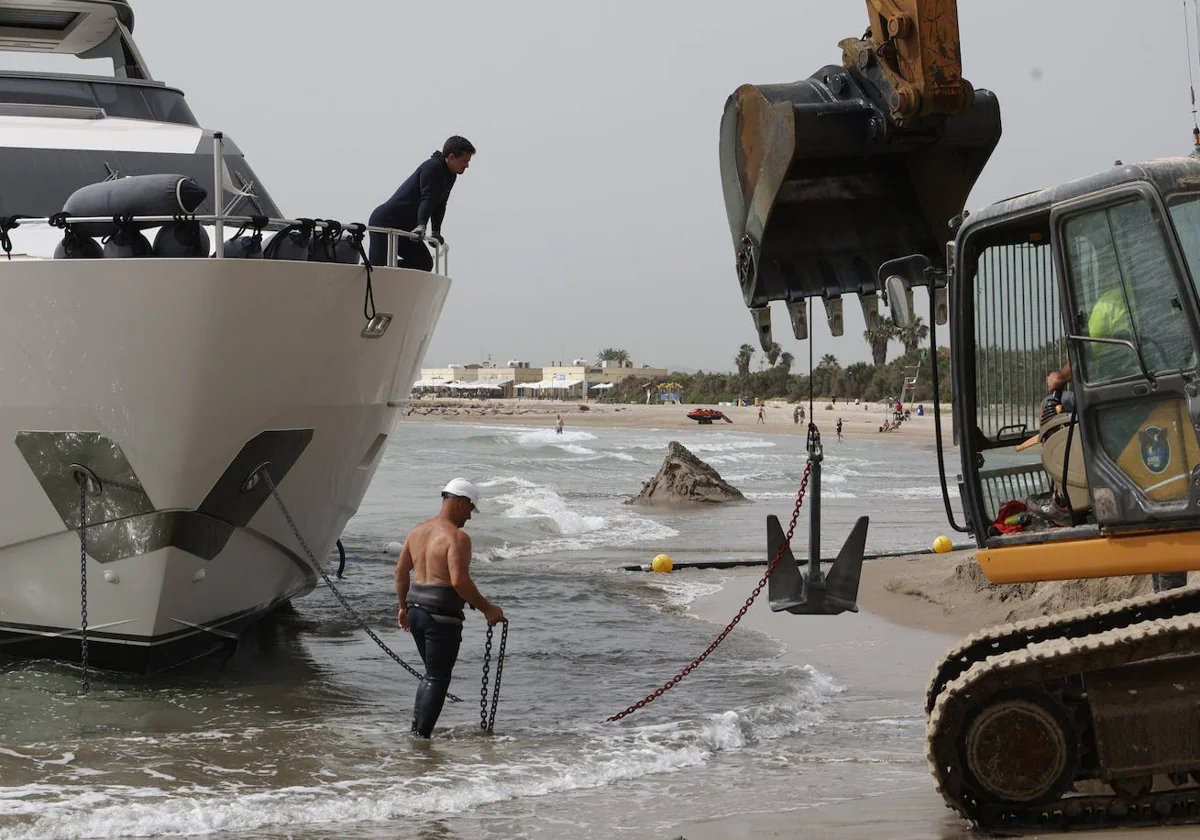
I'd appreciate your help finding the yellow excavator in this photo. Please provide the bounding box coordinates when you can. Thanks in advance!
[720,0,1200,832]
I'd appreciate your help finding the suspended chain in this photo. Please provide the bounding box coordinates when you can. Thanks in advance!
[78,479,90,693]
[261,471,461,703]
[606,459,814,722]
[480,619,509,734]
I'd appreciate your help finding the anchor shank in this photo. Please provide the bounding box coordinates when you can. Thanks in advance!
[808,431,824,583]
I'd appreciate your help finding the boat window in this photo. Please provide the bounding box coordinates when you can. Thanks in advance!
[1062,199,1195,383]
[0,75,196,125]
[0,52,114,77]
[0,148,280,219]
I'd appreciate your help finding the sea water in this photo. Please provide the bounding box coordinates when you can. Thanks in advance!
[0,422,955,839]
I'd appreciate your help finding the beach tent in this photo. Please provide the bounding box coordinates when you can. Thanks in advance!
[590,383,614,390]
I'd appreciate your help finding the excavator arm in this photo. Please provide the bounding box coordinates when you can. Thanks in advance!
[719,0,1000,347]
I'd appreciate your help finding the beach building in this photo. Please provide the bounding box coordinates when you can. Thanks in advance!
[413,362,541,398]
[416,359,669,400]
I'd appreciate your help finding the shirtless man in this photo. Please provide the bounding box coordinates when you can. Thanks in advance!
[395,478,505,737]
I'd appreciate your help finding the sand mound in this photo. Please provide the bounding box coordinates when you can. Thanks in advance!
[867,550,1179,635]
[626,441,747,506]
[950,557,1154,624]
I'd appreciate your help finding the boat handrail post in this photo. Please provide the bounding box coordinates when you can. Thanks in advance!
[386,230,398,267]
[212,131,224,259]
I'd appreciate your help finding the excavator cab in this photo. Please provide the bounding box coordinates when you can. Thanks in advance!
[952,160,1200,583]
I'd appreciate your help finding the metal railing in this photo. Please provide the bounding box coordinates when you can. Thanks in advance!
[0,132,449,275]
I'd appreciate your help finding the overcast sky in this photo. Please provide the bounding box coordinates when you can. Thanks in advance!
[135,0,1198,373]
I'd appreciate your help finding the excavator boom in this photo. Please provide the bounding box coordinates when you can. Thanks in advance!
[718,0,999,345]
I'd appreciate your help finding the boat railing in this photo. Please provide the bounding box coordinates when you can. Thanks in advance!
[6,213,448,275]
[0,131,450,275]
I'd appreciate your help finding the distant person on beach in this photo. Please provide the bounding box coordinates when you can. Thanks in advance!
[757,406,765,424]
[793,406,800,425]
[555,414,564,435]
[394,479,504,737]
[836,418,843,441]
[369,136,475,270]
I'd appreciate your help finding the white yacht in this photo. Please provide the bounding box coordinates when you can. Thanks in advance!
[0,0,450,670]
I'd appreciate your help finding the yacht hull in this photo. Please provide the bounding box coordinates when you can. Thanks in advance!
[0,258,449,672]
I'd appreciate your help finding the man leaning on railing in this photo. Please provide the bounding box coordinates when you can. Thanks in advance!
[368,135,474,271]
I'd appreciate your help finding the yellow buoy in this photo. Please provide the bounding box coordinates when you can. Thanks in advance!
[652,553,674,573]
[933,535,952,554]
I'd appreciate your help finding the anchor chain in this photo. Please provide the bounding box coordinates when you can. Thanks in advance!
[606,458,814,722]
[77,478,90,693]
[261,470,461,703]
[480,619,509,734]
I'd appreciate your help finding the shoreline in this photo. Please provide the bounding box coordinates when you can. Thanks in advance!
[670,553,1188,839]
[399,398,953,444]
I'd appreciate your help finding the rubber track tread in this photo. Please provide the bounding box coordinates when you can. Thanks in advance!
[927,612,1200,832]
[925,585,1200,715]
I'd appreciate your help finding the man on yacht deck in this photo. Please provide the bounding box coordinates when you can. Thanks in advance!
[369,136,475,270]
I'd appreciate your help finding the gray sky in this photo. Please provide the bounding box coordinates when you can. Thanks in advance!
[136,0,1197,373]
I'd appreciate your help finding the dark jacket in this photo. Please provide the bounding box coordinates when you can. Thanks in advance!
[370,151,456,232]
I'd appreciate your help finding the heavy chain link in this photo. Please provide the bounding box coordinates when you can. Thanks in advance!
[480,619,509,733]
[261,471,461,703]
[78,479,90,693]
[606,459,814,722]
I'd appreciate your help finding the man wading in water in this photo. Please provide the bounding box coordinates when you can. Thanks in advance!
[395,479,505,737]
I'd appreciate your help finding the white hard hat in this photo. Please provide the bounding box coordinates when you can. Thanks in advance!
[441,478,481,510]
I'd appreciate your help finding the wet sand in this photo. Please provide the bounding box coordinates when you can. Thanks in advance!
[676,556,1193,839]
[400,398,950,444]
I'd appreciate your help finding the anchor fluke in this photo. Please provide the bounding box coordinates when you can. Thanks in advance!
[766,514,869,615]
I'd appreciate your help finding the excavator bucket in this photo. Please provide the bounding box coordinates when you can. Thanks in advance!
[719,64,1001,342]
[767,514,869,615]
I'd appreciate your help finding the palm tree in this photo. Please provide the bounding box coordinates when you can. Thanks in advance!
[735,343,755,376]
[765,341,782,366]
[777,351,794,375]
[864,321,898,365]
[898,316,930,355]
[819,353,838,368]
[596,347,631,365]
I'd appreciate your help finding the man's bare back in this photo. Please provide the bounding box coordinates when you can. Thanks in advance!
[396,501,503,631]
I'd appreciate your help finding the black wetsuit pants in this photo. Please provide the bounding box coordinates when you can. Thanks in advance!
[409,606,463,736]
[368,231,434,272]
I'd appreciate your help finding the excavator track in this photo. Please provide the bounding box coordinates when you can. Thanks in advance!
[925,585,1200,715]
[927,611,1200,833]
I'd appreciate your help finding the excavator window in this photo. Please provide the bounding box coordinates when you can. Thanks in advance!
[1055,193,1200,516]
[1167,195,1200,296]
[966,228,1064,523]
[1062,199,1194,383]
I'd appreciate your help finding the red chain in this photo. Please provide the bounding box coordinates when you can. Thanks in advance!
[606,459,814,722]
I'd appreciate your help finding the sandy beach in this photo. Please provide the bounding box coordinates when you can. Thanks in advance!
[673,552,1190,839]
[401,398,951,444]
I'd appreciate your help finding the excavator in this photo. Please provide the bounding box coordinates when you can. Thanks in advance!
[720,0,1200,832]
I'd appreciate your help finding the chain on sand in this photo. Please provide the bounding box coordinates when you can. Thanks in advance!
[261,471,461,703]
[606,459,813,722]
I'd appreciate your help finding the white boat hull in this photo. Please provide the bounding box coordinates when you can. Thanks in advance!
[0,258,449,671]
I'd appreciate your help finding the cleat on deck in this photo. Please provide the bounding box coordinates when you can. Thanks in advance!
[767,514,869,615]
